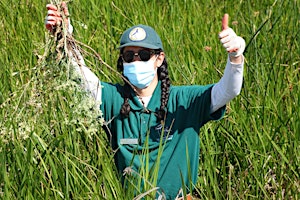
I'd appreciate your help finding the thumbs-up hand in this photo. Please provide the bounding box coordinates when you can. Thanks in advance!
[219,14,245,58]
[45,2,73,34]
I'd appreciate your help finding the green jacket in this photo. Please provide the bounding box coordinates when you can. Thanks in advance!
[100,81,225,199]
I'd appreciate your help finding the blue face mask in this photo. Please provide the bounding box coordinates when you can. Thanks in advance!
[123,59,157,89]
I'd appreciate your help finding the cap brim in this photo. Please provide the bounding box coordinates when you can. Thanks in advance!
[118,42,161,50]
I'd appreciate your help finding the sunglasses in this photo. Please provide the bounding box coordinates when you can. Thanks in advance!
[121,49,158,63]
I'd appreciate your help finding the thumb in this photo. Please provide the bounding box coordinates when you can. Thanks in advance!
[222,13,229,30]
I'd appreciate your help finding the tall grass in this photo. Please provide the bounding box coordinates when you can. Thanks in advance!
[0,0,299,199]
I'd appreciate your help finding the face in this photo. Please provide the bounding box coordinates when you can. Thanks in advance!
[121,46,165,91]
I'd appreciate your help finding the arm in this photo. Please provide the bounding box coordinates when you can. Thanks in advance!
[45,2,101,102]
[210,14,245,113]
[70,49,102,102]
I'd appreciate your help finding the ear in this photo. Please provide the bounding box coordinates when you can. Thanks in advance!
[156,52,165,68]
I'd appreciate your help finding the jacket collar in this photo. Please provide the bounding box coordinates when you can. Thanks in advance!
[129,81,161,112]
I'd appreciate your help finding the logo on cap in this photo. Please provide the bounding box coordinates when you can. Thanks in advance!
[129,27,146,41]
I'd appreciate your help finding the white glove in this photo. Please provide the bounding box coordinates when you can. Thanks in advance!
[45,2,73,34]
[219,14,245,57]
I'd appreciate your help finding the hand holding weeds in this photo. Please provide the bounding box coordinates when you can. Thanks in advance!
[45,2,73,34]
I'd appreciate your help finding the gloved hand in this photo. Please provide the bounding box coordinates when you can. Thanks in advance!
[45,2,73,34]
[219,14,245,58]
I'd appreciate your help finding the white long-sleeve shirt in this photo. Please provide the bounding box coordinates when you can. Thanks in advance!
[210,56,244,113]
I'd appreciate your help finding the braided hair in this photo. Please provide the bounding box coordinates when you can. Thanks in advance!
[117,49,170,122]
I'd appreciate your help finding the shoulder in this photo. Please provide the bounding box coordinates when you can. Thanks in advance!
[101,82,126,93]
[169,84,215,96]
[100,81,130,100]
[100,82,127,112]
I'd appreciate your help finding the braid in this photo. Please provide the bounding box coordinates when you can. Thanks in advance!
[117,55,131,118]
[157,58,170,122]
[120,90,131,118]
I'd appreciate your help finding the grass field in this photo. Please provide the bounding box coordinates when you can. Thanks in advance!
[0,0,299,199]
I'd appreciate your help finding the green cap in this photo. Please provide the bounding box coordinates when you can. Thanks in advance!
[118,24,163,50]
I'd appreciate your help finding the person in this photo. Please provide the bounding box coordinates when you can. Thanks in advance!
[45,3,245,200]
